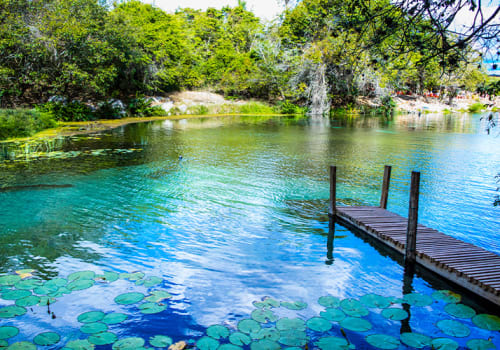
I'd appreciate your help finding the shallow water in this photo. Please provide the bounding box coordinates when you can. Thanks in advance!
[0,113,499,349]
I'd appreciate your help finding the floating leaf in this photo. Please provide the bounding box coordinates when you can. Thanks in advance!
[466,339,496,350]
[219,345,242,350]
[149,335,172,348]
[472,314,500,331]
[114,292,144,305]
[339,317,372,332]
[89,332,117,346]
[48,278,67,287]
[402,293,432,307]
[276,318,306,331]
[251,328,280,341]
[80,322,108,334]
[400,333,432,348]
[78,311,105,323]
[432,290,461,304]
[253,297,280,309]
[0,327,18,339]
[48,287,71,298]
[38,297,56,306]
[0,306,26,319]
[1,290,31,300]
[34,283,59,295]
[281,301,307,310]
[68,271,95,282]
[444,303,475,319]
[315,336,351,350]
[381,308,408,321]
[15,296,40,307]
[251,309,278,323]
[112,337,145,350]
[278,330,307,347]
[207,325,230,339]
[436,319,470,337]
[14,279,43,290]
[365,334,400,349]
[250,339,280,350]
[229,332,252,346]
[0,340,7,347]
[431,338,459,350]
[102,313,128,325]
[318,296,341,308]
[320,308,346,322]
[360,294,391,309]
[306,317,331,332]
[33,332,60,346]
[140,276,163,288]
[0,276,21,286]
[67,279,94,291]
[340,299,369,317]
[139,302,166,314]
[119,272,144,281]
[5,342,36,350]
[196,337,219,350]
[145,290,172,303]
[238,319,261,334]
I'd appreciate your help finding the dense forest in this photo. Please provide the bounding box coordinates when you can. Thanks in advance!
[0,0,498,117]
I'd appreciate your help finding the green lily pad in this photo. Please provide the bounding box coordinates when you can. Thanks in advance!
[436,319,470,337]
[219,345,242,350]
[145,290,172,303]
[119,272,145,281]
[0,339,7,347]
[444,303,476,319]
[320,308,346,322]
[34,283,59,295]
[400,333,432,348]
[89,332,117,345]
[207,325,230,339]
[284,348,302,350]
[80,322,108,334]
[250,339,281,350]
[365,334,400,349]
[472,314,500,331]
[278,330,307,347]
[360,294,391,309]
[0,327,19,339]
[238,319,261,334]
[78,311,105,323]
[432,290,461,304]
[33,332,60,346]
[281,301,307,310]
[381,308,408,321]
[95,272,119,283]
[196,337,219,350]
[276,318,306,331]
[139,276,163,288]
[114,292,144,305]
[15,295,40,307]
[403,293,433,307]
[306,317,332,332]
[0,276,21,286]
[149,335,172,348]
[48,287,71,298]
[14,279,43,290]
[339,317,372,332]
[230,332,252,346]
[68,271,95,282]
[38,296,56,306]
[0,306,27,319]
[67,279,94,291]
[251,328,280,341]
[6,342,36,350]
[1,290,31,300]
[251,309,278,323]
[48,278,68,287]
[64,339,94,350]
[318,296,341,308]
[102,313,128,325]
[253,297,280,309]
[139,302,166,314]
[315,336,352,350]
[340,299,369,317]
[112,337,145,350]
[431,338,459,350]
[466,339,496,350]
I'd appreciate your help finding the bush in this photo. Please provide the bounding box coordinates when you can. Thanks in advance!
[380,95,396,115]
[126,95,165,117]
[37,101,95,121]
[238,102,276,114]
[0,109,57,140]
[468,102,486,113]
[278,101,307,115]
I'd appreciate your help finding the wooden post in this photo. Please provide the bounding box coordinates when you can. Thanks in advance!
[329,166,337,216]
[405,171,420,267]
[379,165,392,209]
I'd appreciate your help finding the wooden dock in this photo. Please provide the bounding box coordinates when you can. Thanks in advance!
[329,166,500,306]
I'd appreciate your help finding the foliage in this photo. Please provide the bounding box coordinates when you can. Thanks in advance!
[379,96,396,115]
[278,101,307,115]
[467,103,486,113]
[37,101,95,122]
[126,96,164,118]
[0,109,56,140]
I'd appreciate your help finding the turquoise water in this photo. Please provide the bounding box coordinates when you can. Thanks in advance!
[0,113,499,349]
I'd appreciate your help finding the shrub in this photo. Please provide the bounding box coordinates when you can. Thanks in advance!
[126,95,165,117]
[278,101,307,115]
[37,101,95,121]
[0,109,57,140]
[468,102,486,113]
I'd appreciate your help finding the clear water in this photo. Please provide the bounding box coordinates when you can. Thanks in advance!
[0,113,499,349]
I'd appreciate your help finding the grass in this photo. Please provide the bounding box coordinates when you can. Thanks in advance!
[182,102,279,116]
[0,109,57,141]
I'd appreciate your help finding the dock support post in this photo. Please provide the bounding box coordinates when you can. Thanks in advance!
[405,171,420,267]
[329,166,337,216]
[380,165,392,209]
[326,216,336,265]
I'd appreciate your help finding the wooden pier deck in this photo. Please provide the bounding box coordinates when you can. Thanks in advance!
[329,166,500,306]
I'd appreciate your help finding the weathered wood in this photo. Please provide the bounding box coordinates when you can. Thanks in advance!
[380,165,392,209]
[329,166,336,216]
[405,171,420,268]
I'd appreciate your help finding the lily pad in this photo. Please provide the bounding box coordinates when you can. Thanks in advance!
[339,317,372,332]
[444,303,476,319]
[230,332,252,346]
[114,292,144,305]
[78,311,105,323]
[253,297,280,309]
[306,317,332,332]
[65,339,94,350]
[38,296,56,306]
[0,276,21,286]
[48,287,71,298]
[207,325,230,339]
[67,279,94,291]
[34,283,59,295]
[145,290,172,303]
[89,332,117,346]
[432,290,461,304]
[251,309,278,323]
[102,313,128,325]
[238,319,261,334]
[360,294,391,309]
[95,272,119,283]
[1,290,31,300]
[431,338,459,350]
[466,339,496,350]
[436,319,470,337]
[315,336,352,350]
[15,295,39,307]
[0,340,7,348]
[80,322,108,334]
[112,337,145,350]
[48,278,68,287]
[320,308,346,322]
[472,314,500,331]
[68,271,95,282]
[402,293,433,307]
[14,279,43,290]
[6,342,36,350]
[0,327,19,339]
[139,302,166,314]
[196,337,219,350]
[33,332,60,346]
[219,345,242,350]
[278,330,307,347]
[119,272,145,281]
[381,308,408,321]
[0,306,26,319]
[318,296,341,308]
[139,276,163,287]
[281,301,307,310]
[340,299,369,317]
[400,333,432,348]
[250,339,281,350]
[149,335,172,348]
[251,328,280,341]
[365,334,400,349]
[276,318,306,331]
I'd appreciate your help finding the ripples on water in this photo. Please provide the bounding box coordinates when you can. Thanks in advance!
[0,113,499,347]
